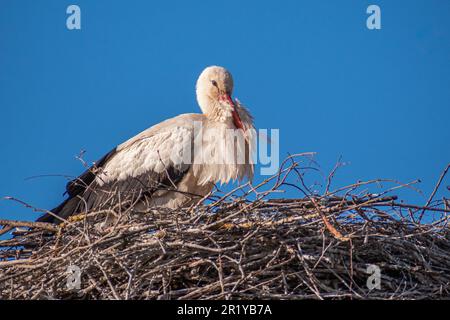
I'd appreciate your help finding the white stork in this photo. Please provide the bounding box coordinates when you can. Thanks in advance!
[38,66,255,223]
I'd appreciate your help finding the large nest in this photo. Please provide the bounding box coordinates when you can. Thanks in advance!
[1,155,449,300]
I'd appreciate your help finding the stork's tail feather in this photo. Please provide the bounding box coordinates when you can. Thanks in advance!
[36,197,82,224]
[36,148,117,224]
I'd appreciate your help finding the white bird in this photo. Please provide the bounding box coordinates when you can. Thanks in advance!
[38,66,255,223]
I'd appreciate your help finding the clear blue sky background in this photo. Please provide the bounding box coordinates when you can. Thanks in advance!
[1,0,449,222]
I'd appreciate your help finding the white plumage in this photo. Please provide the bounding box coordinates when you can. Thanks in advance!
[38,66,255,223]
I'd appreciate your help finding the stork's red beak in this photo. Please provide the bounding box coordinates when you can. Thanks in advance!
[223,94,245,131]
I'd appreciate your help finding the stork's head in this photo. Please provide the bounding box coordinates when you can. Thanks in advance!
[196,66,244,130]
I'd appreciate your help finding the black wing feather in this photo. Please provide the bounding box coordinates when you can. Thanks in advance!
[65,148,117,197]
[37,148,188,224]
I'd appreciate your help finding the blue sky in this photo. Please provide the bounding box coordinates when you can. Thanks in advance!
[1,0,449,221]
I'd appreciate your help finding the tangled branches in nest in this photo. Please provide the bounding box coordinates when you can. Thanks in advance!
[0,155,449,300]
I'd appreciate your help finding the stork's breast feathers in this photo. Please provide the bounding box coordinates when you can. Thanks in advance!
[95,112,254,188]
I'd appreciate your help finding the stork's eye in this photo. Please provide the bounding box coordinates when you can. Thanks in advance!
[211,80,218,87]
